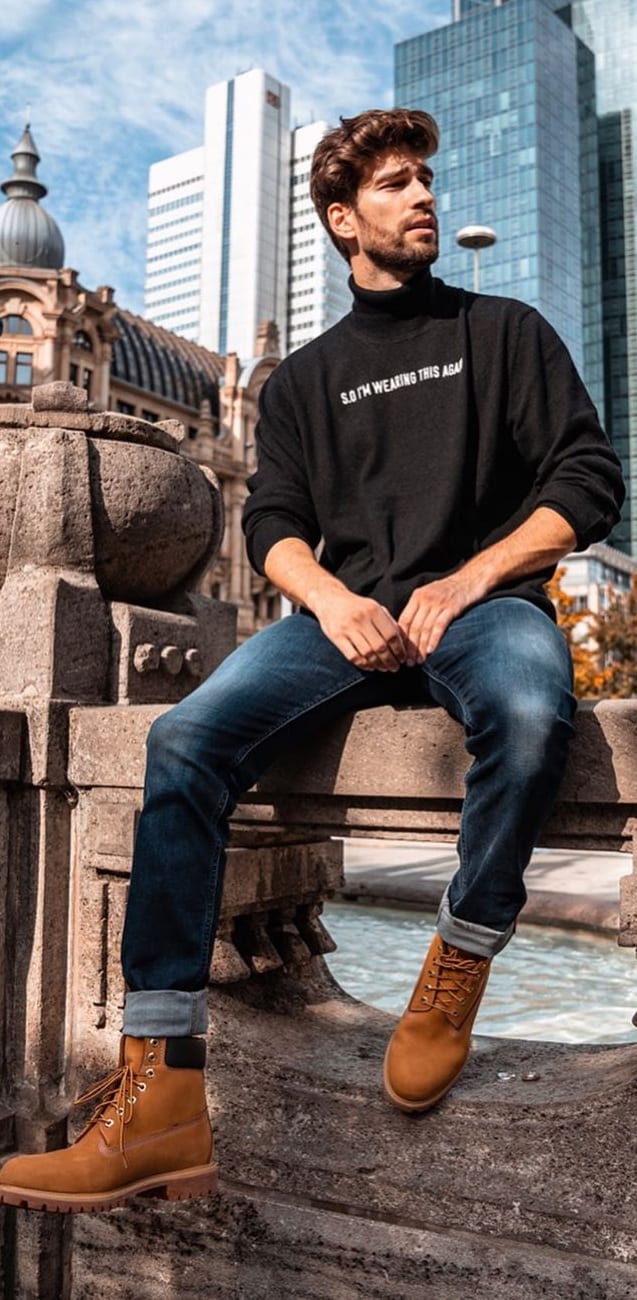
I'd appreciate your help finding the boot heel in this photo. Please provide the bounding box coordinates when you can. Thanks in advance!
[149,1164,219,1202]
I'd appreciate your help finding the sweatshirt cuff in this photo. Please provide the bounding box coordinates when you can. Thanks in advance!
[535,495,610,553]
[246,517,316,576]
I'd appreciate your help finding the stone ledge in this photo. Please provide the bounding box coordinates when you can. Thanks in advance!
[67,698,637,802]
[0,404,181,453]
[339,876,622,936]
[70,1184,637,1299]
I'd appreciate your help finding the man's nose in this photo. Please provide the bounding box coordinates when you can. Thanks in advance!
[407,177,435,206]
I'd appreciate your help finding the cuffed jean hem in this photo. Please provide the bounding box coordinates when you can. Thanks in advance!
[122,989,208,1038]
[436,885,515,958]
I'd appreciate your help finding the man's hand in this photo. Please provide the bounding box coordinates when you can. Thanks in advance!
[312,589,408,672]
[398,572,481,664]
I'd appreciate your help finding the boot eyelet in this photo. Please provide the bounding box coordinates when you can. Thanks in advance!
[147,1052,155,1062]
[117,1107,124,1116]
[149,1038,158,1046]
[104,1118,114,1128]
[131,1095,137,1104]
[146,1068,155,1078]
[137,1081,147,1092]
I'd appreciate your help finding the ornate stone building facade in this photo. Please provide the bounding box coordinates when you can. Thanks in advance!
[0,124,281,639]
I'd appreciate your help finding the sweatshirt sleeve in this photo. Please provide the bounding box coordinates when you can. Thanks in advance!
[508,308,625,550]
[242,364,322,576]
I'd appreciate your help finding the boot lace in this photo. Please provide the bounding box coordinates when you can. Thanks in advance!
[420,944,488,1017]
[74,1062,148,1166]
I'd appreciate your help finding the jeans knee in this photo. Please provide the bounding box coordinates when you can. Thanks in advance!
[471,683,575,777]
[145,704,220,775]
[146,707,185,760]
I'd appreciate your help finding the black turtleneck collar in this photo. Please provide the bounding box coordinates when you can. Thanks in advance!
[349,266,435,329]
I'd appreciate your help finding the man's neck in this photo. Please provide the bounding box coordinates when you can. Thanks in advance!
[348,265,435,326]
[349,255,416,291]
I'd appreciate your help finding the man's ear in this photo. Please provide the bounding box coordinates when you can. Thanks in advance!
[327,202,358,249]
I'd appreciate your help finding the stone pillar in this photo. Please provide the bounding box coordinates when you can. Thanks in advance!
[0,381,236,1296]
[57,321,73,383]
[229,488,243,605]
[195,396,217,463]
[96,338,112,410]
[619,836,637,961]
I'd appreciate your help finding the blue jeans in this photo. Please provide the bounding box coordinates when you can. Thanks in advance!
[121,597,576,1037]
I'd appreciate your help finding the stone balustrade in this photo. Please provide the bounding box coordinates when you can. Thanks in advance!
[1,385,636,1299]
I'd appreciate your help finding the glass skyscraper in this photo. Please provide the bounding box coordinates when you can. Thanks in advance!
[566,1,637,553]
[395,0,604,414]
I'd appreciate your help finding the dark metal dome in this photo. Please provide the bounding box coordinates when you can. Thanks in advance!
[0,126,65,270]
[111,310,223,413]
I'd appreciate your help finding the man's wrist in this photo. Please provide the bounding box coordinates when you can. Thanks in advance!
[455,554,494,601]
[305,575,350,617]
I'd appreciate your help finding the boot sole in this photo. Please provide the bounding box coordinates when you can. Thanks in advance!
[0,1161,218,1214]
[382,1048,465,1114]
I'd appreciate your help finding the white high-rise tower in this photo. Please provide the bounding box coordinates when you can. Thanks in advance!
[144,69,291,361]
[144,147,205,342]
[287,122,351,353]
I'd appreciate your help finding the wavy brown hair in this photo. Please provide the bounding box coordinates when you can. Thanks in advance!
[310,108,440,262]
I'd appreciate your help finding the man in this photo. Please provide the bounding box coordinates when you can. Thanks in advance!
[0,109,624,1211]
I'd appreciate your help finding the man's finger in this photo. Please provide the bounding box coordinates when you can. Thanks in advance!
[402,604,430,664]
[417,607,453,660]
[369,615,406,667]
[373,608,409,661]
[363,629,402,671]
[350,624,398,672]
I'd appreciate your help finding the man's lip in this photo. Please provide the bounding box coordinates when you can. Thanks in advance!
[406,220,436,232]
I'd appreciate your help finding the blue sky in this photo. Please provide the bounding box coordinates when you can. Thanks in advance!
[0,0,449,314]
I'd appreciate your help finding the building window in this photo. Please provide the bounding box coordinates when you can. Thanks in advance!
[188,425,198,440]
[73,330,93,351]
[116,399,135,415]
[83,368,92,398]
[141,409,159,423]
[69,362,79,385]
[15,352,33,385]
[0,315,33,336]
[0,351,7,382]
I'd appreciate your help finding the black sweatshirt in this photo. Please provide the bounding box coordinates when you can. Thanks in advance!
[242,269,625,622]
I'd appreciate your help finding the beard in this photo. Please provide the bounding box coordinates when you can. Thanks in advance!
[355,209,439,276]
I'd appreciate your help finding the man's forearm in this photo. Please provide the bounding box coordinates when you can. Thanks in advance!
[263,537,349,613]
[460,506,578,600]
[264,538,409,672]
[397,505,579,663]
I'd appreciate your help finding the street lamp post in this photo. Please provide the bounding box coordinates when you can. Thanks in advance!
[456,224,497,292]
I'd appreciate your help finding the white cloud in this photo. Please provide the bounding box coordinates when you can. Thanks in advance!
[0,0,55,41]
[0,0,450,309]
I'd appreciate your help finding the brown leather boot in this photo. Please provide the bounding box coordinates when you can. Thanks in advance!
[0,1035,217,1212]
[383,931,492,1113]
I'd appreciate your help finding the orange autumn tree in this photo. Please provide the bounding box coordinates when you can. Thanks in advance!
[546,566,612,698]
[593,574,637,697]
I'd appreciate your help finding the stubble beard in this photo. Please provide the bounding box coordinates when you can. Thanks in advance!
[356,210,439,276]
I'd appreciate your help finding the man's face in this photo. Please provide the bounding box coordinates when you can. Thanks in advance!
[336,147,439,276]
